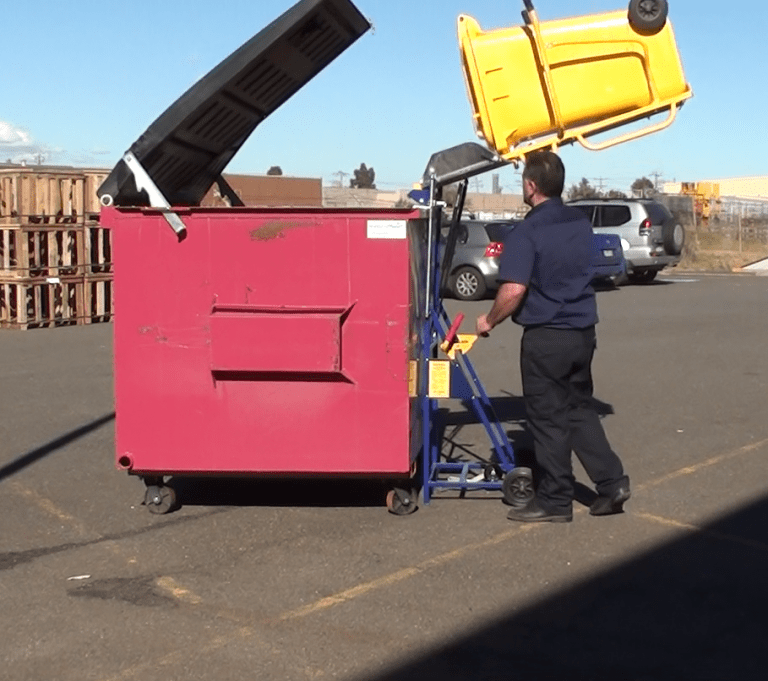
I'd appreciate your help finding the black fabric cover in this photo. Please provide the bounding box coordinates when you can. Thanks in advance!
[98,0,370,207]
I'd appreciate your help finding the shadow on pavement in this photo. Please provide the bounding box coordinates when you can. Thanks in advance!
[162,396,617,512]
[366,494,768,681]
[0,412,115,482]
[168,476,397,510]
[438,395,615,483]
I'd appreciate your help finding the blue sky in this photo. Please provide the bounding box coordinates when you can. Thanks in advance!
[1,1,764,195]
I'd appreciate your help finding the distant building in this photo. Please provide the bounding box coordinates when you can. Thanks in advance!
[664,176,768,199]
[322,186,408,209]
[322,186,525,219]
[662,177,768,222]
[201,173,322,208]
[464,192,526,219]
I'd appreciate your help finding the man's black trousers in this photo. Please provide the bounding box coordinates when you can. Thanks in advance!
[520,325,628,512]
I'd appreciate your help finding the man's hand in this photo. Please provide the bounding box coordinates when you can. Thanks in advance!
[476,314,493,337]
[476,282,528,338]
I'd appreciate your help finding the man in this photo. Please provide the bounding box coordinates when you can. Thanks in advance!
[476,150,630,523]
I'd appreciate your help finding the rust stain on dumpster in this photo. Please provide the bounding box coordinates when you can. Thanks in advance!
[250,220,313,242]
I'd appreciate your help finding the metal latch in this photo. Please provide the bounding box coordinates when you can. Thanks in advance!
[100,152,188,239]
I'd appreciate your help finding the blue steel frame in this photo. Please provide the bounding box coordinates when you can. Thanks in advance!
[418,178,517,505]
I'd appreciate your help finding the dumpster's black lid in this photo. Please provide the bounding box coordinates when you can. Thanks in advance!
[98,0,370,207]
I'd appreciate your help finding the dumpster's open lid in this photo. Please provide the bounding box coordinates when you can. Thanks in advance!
[98,0,370,207]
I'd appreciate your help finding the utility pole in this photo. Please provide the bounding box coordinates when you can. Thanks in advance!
[333,170,349,188]
[594,177,607,195]
[649,171,663,193]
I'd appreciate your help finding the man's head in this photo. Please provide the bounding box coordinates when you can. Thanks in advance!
[522,150,565,207]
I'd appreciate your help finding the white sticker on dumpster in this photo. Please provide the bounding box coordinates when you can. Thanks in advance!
[367,220,406,239]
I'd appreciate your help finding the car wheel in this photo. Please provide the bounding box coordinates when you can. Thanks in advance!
[628,0,668,32]
[452,266,487,301]
[663,222,685,255]
[628,269,658,284]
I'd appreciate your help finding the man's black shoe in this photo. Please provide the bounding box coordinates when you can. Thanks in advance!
[590,486,631,516]
[507,501,572,523]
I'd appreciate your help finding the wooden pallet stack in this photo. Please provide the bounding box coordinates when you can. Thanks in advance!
[0,167,113,329]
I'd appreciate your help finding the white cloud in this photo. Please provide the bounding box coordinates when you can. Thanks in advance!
[0,120,50,163]
[0,120,111,167]
[0,120,33,147]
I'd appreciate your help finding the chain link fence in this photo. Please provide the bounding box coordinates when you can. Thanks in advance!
[658,194,768,269]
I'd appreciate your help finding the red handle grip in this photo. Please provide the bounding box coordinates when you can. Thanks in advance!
[444,313,465,348]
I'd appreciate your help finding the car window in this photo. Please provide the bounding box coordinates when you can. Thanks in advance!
[485,223,517,242]
[464,223,494,245]
[572,205,596,223]
[440,223,469,245]
[644,202,672,223]
[600,205,631,227]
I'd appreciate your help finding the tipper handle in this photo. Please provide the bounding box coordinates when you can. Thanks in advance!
[444,313,465,348]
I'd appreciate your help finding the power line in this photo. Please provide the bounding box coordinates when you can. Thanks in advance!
[333,170,349,188]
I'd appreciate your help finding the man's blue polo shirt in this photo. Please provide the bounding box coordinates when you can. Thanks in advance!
[498,197,597,329]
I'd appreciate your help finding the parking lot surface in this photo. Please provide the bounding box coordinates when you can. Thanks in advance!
[2,272,767,681]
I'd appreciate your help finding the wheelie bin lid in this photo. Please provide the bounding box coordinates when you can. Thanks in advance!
[97,0,370,208]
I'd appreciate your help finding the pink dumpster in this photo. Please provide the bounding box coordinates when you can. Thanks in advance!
[94,0,438,513]
[103,207,425,504]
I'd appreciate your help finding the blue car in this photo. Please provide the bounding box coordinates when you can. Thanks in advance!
[591,232,627,285]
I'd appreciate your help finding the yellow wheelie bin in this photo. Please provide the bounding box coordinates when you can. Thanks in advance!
[458,0,692,162]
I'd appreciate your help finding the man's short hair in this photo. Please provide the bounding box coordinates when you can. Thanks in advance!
[522,151,565,198]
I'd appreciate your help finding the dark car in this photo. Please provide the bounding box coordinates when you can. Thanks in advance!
[441,220,519,300]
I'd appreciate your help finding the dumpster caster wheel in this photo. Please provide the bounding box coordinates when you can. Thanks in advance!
[502,468,534,508]
[628,0,668,32]
[386,487,418,516]
[483,464,504,482]
[144,484,177,515]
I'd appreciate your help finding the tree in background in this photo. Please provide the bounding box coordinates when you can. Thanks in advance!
[566,178,628,200]
[350,163,376,189]
[605,189,628,199]
[566,178,601,200]
[266,166,283,176]
[631,177,655,197]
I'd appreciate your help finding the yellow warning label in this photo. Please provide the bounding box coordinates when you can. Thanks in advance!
[408,360,418,397]
[428,360,451,398]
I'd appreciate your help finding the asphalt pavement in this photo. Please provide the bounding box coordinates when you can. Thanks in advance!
[2,271,767,681]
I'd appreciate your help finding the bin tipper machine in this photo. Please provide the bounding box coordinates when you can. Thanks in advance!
[98,0,690,514]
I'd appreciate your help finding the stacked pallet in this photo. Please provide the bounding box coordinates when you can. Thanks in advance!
[0,167,113,329]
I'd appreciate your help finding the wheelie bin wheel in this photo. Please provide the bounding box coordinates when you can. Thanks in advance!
[628,0,668,32]
[144,484,177,515]
[502,468,535,508]
[386,487,418,516]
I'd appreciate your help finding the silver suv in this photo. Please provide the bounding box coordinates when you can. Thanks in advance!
[567,199,684,283]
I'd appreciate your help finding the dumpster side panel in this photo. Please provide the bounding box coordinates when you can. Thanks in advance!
[106,208,417,477]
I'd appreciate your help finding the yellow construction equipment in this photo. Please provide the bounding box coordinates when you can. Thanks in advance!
[682,181,721,221]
